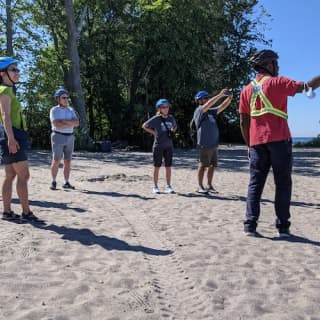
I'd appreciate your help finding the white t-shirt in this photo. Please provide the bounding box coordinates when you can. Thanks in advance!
[50,105,78,134]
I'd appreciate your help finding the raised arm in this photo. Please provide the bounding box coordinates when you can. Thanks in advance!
[201,89,229,113]
[217,95,233,115]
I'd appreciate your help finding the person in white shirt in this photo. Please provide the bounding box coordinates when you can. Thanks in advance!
[49,88,79,190]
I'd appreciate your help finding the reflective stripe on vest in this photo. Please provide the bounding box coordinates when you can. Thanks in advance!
[250,76,288,120]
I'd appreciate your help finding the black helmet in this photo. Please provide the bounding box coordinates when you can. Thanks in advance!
[249,50,278,67]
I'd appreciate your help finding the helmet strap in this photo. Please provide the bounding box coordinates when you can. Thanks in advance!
[5,70,18,85]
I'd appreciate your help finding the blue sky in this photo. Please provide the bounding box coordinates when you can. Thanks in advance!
[255,0,320,137]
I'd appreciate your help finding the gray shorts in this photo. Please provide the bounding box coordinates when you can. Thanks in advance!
[199,147,218,167]
[51,132,75,160]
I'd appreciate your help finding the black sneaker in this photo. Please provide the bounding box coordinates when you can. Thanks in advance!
[279,229,291,238]
[63,182,75,189]
[244,222,258,237]
[50,181,57,190]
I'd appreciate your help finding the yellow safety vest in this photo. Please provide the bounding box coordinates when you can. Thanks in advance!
[250,76,288,120]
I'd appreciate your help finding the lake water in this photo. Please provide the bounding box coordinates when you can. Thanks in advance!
[292,137,315,144]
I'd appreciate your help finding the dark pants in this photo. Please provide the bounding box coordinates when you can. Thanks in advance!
[244,140,292,232]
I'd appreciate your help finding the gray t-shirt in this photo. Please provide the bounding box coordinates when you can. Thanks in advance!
[144,114,176,148]
[193,106,219,148]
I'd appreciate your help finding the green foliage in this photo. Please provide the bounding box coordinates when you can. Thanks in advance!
[1,0,271,149]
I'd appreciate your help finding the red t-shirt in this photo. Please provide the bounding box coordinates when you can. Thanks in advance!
[239,74,302,146]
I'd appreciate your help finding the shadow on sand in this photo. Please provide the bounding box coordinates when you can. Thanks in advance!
[31,223,173,256]
[80,190,154,200]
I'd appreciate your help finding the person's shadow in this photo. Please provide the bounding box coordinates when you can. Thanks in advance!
[255,233,320,246]
[34,223,172,256]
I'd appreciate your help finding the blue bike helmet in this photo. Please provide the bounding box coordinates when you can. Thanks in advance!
[0,57,19,71]
[155,98,170,108]
[54,87,68,99]
[194,91,209,102]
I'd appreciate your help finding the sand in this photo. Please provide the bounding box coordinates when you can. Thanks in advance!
[0,145,320,320]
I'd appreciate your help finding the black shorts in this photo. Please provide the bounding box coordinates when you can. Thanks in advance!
[0,127,28,164]
[1,148,28,164]
[153,146,173,167]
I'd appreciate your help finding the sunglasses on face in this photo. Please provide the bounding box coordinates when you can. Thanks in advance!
[60,96,69,100]
[7,67,20,73]
[160,105,169,109]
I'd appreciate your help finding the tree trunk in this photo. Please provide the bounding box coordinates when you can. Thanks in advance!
[5,0,14,56]
[64,0,91,148]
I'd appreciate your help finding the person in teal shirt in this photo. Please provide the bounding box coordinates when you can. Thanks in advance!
[0,57,39,222]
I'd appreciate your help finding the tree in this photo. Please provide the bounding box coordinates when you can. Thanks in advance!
[64,0,90,147]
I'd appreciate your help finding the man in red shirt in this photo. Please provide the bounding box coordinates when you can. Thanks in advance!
[239,49,320,237]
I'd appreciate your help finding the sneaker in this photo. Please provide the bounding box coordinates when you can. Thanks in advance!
[2,211,20,221]
[279,229,291,238]
[244,230,258,237]
[63,182,75,189]
[153,186,160,194]
[164,185,174,194]
[207,186,219,194]
[197,187,208,194]
[244,223,258,237]
[21,212,40,221]
[50,181,57,190]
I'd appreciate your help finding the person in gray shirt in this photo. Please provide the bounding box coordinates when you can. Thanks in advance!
[49,88,79,190]
[193,89,232,194]
[142,98,177,194]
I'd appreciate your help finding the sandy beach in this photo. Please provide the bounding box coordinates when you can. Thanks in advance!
[0,145,320,320]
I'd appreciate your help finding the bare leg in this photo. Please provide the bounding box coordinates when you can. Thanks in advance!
[63,159,72,182]
[165,166,171,186]
[207,165,214,187]
[2,164,16,213]
[51,159,60,181]
[197,163,206,188]
[153,166,160,186]
[12,160,30,214]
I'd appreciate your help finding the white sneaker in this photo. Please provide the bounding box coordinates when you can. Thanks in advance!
[164,185,174,194]
[197,187,208,194]
[153,186,160,194]
[207,186,219,194]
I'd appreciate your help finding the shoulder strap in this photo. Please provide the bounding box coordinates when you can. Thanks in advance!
[161,116,170,131]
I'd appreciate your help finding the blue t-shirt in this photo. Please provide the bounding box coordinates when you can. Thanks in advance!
[193,106,219,148]
[143,114,176,148]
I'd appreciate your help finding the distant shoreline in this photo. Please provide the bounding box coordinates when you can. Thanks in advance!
[292,137,315,144]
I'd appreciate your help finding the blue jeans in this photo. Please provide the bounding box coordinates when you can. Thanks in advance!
[244,140,292,232]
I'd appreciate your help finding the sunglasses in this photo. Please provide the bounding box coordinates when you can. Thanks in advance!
[60,96,69,100]
[7,67,20,73]
[160,105,169,109]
